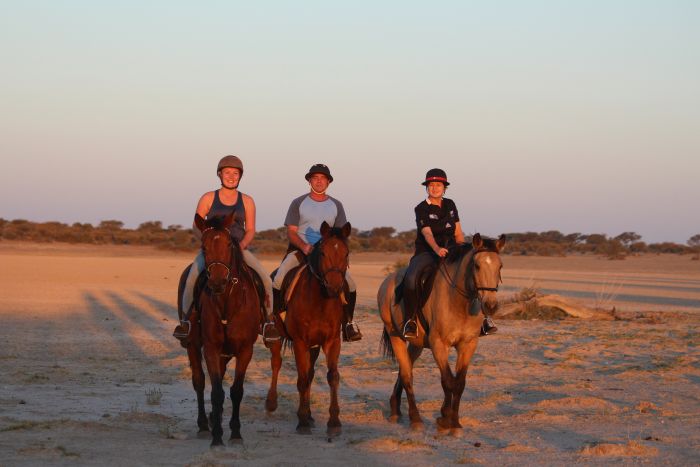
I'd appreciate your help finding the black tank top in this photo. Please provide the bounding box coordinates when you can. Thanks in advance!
[207,190,246,242]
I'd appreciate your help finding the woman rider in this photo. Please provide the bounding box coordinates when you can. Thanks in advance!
[402,168,497,338]
[173,155,278,343]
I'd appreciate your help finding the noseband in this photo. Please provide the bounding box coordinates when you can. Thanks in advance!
[440,248,501,315]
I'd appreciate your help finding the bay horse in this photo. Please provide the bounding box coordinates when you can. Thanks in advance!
[176,212,262,446]
[265,221,351,437]
[378,233,506,434]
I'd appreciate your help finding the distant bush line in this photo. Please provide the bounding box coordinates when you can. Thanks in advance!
[1,219,698,258]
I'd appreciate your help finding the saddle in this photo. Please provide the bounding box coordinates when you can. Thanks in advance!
[394,261,439,309]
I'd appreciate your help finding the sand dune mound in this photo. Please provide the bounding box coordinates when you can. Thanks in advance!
[496,293,614,320]
[580,440,658,457]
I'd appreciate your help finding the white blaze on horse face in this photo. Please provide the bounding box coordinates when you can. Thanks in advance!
[485,257,492,265]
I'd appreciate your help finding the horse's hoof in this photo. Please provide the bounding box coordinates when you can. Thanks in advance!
[449,427,463,437]
[229,437,243,445]
[326,425,342,438]
[210,439,225,449]
[436,417,452,431]
[265,398,278,413]
[296,425,312,435]
[409,421,425,432]
[388,414,400,423]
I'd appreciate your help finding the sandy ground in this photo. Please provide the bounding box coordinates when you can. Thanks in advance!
[0,241,698,466]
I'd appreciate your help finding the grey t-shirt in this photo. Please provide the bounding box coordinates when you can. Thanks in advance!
[284,194,347,245]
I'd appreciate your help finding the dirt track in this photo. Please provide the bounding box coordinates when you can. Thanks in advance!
[1,242,698,466]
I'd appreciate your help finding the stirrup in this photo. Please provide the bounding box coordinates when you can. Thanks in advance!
[403,319,418,339]
[480,316,498,336]
[343,322,362,342]
[172,320,191,339]
[262,322,281,346]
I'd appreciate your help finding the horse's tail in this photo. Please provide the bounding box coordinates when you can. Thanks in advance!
[282,337,294,355]
[380,328,396,362]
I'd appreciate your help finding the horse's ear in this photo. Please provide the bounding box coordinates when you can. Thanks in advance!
[472,233,483,249]
[320,221,331,237]
[341,222,351,238]
[223,211,236,228]
[496,234,507,252]
[194,214,206,232]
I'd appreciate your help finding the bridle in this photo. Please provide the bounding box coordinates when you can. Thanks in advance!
[307,238,349,293]
[439,248,502,313]
[201,226,240,295]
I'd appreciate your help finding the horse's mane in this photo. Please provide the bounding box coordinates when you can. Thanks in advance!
[445,237,500,264]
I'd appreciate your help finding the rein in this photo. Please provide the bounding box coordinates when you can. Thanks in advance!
[439,249,501,301]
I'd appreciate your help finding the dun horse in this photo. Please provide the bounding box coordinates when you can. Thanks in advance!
[265,221,351,437]
[176,212,263,446]
[378,233,506,434]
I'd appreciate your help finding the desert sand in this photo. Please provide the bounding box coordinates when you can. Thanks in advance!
[0,241,698,466]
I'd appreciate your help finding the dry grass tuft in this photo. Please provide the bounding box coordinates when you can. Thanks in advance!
[580,440,658,457]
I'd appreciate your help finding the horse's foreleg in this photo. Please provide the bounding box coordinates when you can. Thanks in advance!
[203,345,225,446]
[307,346,321,426]
[187,343,209,433]
[229,347,253,442]
[324,337,342,437]
[389,336,423,430]
[265,339,283,412]
[450,339,478,434]
[431,339,456,432]
[293,342,313,434]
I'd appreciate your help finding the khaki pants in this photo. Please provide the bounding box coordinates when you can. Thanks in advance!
[271,250,356,291]
[181,249,272,315]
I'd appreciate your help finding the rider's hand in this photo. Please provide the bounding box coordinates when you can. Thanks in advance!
[435,247,448,258]
[302,244,313,255]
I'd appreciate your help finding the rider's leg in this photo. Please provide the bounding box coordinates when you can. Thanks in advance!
[402,252,434,338]
[264,251,301,344]
[241,249,272,317]
[173,251,205,341]
[342,272,362,342]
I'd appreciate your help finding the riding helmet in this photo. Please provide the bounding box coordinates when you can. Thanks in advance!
[217,155,244,176]
[305,163,334,183]
[422,168,449,186]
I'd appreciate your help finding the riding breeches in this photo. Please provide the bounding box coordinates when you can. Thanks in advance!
[181,249,272,315]
[271,250,356,292]
[402,252,437,312]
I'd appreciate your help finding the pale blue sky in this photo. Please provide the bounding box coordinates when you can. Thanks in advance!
[1,1,698,243]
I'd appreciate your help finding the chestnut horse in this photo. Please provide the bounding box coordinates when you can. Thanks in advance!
[265,221,351,437]
[176,212,262,446]
[378,233,506,434]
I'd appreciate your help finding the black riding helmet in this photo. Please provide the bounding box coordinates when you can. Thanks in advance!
[422,168,449,186]
[305,163,333,183]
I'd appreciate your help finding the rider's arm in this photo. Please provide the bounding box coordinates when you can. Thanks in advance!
[240,194,256,250]
[287,225,313,255]
[421,226,448,257]
[454,221,465,244]
[192,192,214,241]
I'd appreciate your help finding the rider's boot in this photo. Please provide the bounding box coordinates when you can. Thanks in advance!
[402,290,419,339]
[341,291,362,342]
[480,315,498,336]
[263,288,283,347]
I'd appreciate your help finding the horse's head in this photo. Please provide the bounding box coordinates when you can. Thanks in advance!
[312,221,351,297]
[469,233,507,314]
[194,212,240,295]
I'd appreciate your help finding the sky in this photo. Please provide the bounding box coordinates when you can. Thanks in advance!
[1,1,698,244]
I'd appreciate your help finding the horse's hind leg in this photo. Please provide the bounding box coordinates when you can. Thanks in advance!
[187,343,209,433]
[229,348,253,442]
[323,337,342,437]
[389,335,423,430]
[389,344,422,422]
[265,339,283,412]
